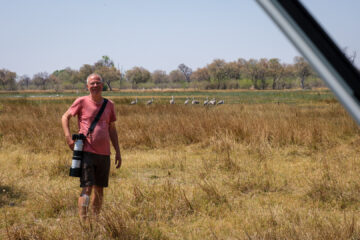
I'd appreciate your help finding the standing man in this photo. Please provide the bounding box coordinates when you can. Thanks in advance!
[62,73,121,221]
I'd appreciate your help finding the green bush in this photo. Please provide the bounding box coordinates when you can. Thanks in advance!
[119,81,133,89]
[137,82,157,89]
[226,79,240,89]
[238,79,253,89]
[308,77,326,88]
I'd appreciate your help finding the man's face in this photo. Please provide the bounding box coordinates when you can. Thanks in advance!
[87,76,103,95]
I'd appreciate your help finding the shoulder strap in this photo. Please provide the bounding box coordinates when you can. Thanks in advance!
[87,98,108,136]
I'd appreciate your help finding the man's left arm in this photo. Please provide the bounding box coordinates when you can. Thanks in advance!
[109,122,122,169]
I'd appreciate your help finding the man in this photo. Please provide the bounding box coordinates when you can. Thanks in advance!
[61,73,121,221]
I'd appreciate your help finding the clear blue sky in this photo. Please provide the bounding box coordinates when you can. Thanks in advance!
[1,0,359,77]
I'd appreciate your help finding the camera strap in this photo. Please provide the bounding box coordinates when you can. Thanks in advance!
[87,98,108,137]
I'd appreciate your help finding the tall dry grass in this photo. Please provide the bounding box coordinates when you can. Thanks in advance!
[0,99,357,151]
[1,97,360,239]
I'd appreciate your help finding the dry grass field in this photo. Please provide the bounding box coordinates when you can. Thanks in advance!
[0,90,360,239]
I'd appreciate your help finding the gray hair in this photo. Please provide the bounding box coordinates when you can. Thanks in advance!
[86,73,103,84]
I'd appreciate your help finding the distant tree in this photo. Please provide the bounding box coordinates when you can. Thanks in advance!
[96,67,120,91]
[70,71,82,89]
[191,67,210,82]
[76,64,94,89]
[79,64,94,81]
[48,74,62,91]
[294,56,312,89]
[237,58,247,68]
[207,59,227,83]
[178,64,192,83]
[0,69,17,90]
[52,68,80,89]
[224,61,242,79]
[268,58,284,89]
[169,70,186,83]
[152,70,169,84]
[0,71,5,89]
[257,58,269,90]
[125,67,151,88]
[95,55,114,68]
[94,56,119,91]
[18,75,31,90]
[117,66,126,89]
[32,72,50,90]
[244,59,260,89]
[276,64,296,89]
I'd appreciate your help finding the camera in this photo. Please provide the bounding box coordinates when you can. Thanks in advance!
[69,133,86,177]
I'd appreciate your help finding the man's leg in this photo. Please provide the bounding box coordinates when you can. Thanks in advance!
[78,186,92,221]
[92,186,104,216]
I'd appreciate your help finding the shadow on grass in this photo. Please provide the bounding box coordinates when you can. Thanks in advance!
[0,185,25,207]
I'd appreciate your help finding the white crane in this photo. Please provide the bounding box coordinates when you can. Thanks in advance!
[146,97,153,105]
[191,97,200,105]
[130,97,138,105]
[203,97,209,106]
[170,96,175,104]
[208,98,216,105]
[184,97,190,105]
[217,99,224,105]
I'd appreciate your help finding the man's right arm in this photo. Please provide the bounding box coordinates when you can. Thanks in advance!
[61,110,74,150]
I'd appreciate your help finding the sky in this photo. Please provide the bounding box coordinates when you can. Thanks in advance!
[1,0,359,77]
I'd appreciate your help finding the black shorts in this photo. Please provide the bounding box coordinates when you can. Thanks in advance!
[80,151,110,188]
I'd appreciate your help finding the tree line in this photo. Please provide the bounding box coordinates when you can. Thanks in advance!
[0,55,328,91]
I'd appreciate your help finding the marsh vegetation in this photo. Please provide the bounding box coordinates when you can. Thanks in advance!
[0,90,359,239]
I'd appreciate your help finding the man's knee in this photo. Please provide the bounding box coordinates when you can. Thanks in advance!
[80,187,92,207]
[80,194,90,207]
[81,186,92,195]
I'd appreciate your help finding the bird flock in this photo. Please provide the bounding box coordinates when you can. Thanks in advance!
[130,96,225,105]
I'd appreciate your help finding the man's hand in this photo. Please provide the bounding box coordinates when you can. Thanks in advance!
[65,135,74,150]
[115,152,122,169]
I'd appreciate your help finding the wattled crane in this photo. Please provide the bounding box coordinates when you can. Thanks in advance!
[170,96,175,104]
[147,97,153,105]
[130,97,138,105]
[208,98,216,105]
[192,97,200,105]
[184,97,190,105]
[203,97,209,106]
[217,99,224,105]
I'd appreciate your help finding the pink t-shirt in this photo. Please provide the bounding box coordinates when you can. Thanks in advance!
[69,96,116,156]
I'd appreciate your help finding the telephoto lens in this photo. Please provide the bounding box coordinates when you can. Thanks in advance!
[69,134,86,177]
